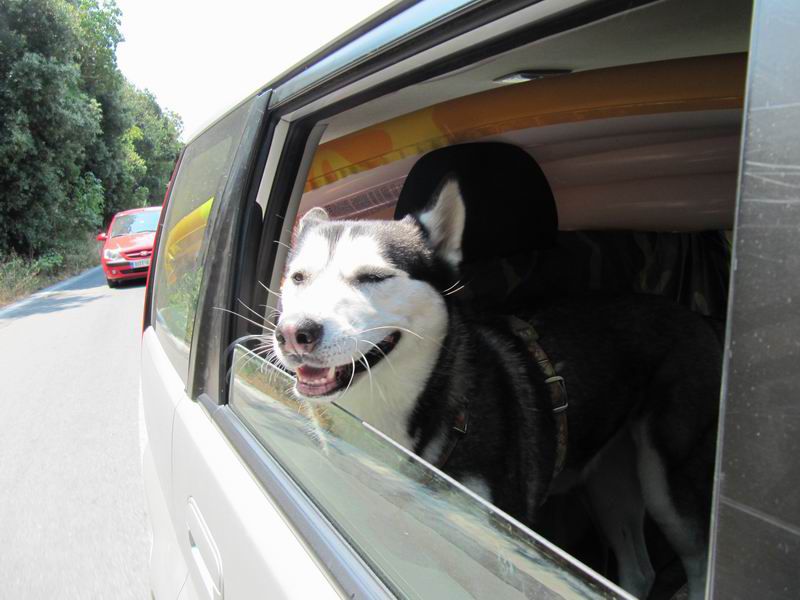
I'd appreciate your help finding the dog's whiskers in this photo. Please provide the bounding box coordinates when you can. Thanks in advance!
[357,325,424,340]
[235,345,271,372]
[257,280,282,298]
[213,306,275,332]
[355,336,399,376]
[443,284,466,296]
[339,357,357,400]
[358,351,374,399]
[236,297,272,324]
[441,279,462,294]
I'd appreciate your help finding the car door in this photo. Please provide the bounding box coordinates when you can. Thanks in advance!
[142,91,341,600]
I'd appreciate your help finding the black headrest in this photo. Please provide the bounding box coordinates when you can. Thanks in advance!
[394,142,558,263]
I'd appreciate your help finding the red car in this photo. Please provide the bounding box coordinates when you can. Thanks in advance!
[97,206,161,287]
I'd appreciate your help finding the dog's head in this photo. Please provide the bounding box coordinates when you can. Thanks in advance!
[274,178,466,400]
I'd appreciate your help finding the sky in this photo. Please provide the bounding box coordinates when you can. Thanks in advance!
[116,0,393,140]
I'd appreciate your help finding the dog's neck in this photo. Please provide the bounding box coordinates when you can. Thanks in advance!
[332,314,450,452]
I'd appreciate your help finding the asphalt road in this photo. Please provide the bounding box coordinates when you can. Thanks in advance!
[0,268,150,599]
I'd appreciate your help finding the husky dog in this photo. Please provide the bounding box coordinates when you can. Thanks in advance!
[273,178,721,600]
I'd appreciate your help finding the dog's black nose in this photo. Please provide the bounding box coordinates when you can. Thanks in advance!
[278,319,323,354]
[295,320,323,350]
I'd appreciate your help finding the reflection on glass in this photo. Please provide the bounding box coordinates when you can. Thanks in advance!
[229,345,628,600]
[151,101,250,367]
[110,210,160,237]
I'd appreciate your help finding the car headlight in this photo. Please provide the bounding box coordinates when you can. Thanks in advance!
[104,248,124,263]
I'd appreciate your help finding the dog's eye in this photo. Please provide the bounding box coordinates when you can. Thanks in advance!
[291,272,306,284]
[356,272,393,284]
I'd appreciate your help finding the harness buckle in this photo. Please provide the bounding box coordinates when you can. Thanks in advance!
[544,375,569,413]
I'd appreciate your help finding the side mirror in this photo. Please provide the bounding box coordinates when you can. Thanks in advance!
[96,232,108,242]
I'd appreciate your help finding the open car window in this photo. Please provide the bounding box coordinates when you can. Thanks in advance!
[228,346,629,599]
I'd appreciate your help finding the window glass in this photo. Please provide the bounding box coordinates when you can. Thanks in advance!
[151,101,251,378]
[229,347,620,599]
[110,210,160,237]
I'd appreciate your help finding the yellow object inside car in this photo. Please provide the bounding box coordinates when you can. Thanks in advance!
[164,196,214,284]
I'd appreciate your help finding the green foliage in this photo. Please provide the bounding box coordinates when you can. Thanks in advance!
[0,0,183,259]
[165,266,204,344]
[0,234,99,306]
[122,83,183,206]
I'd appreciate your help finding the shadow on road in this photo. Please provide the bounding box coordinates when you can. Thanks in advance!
[111,278,147,290]
[58,267,106,292]
[0,268,144,321]
[2,293,102,319]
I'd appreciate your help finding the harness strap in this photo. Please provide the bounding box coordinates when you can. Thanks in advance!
[434,399,470,469]
[509,316,569,478]
[433,319,569,478]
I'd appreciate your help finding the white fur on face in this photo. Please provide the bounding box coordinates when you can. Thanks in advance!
[275,225,448,448]
[278,229,440,367]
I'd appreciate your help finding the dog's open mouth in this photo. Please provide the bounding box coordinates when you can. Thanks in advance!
[294,332,401,397]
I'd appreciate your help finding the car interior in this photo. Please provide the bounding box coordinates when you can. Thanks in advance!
[227,0,754,597]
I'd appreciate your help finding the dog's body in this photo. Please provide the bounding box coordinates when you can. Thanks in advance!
[274,179,721,599]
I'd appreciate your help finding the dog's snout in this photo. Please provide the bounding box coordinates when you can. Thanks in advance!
[277,319,324,354]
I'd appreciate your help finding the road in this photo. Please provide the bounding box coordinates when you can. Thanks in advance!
[0,268,150,599]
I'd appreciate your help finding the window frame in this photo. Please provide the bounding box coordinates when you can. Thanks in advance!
[706,1,800,597]
[143,151,182,333]
[147,99,255,381]
[185,91,273,402]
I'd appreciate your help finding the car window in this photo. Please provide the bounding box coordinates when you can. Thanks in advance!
[228,346,623,599]
[150,101,250,379]
[110,211,160,237]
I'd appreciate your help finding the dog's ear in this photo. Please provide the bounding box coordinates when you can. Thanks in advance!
[416,176,466,267]
[297,206,329,234]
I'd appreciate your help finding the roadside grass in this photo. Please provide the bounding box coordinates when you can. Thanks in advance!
[0,237,100,308]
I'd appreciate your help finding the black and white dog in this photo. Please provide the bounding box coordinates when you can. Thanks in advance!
[273,178,721,599]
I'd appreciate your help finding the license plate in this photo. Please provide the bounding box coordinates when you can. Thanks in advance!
[131,258,150,269]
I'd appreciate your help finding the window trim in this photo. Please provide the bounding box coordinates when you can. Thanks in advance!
[706,0,800,596]
[187,91,273,402]
[149,99,256,384]
[143,151,183,332]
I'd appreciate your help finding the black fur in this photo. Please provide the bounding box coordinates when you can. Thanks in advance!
[399,213,722,598]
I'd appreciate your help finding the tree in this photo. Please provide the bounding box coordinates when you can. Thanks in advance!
[109,83,182,218]
[0,0,105,255]
[0,0,183,256]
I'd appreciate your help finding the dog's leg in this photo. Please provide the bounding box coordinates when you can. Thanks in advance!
[633,332,719,600]
[634,417,714,600]
[584,431,655,598]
